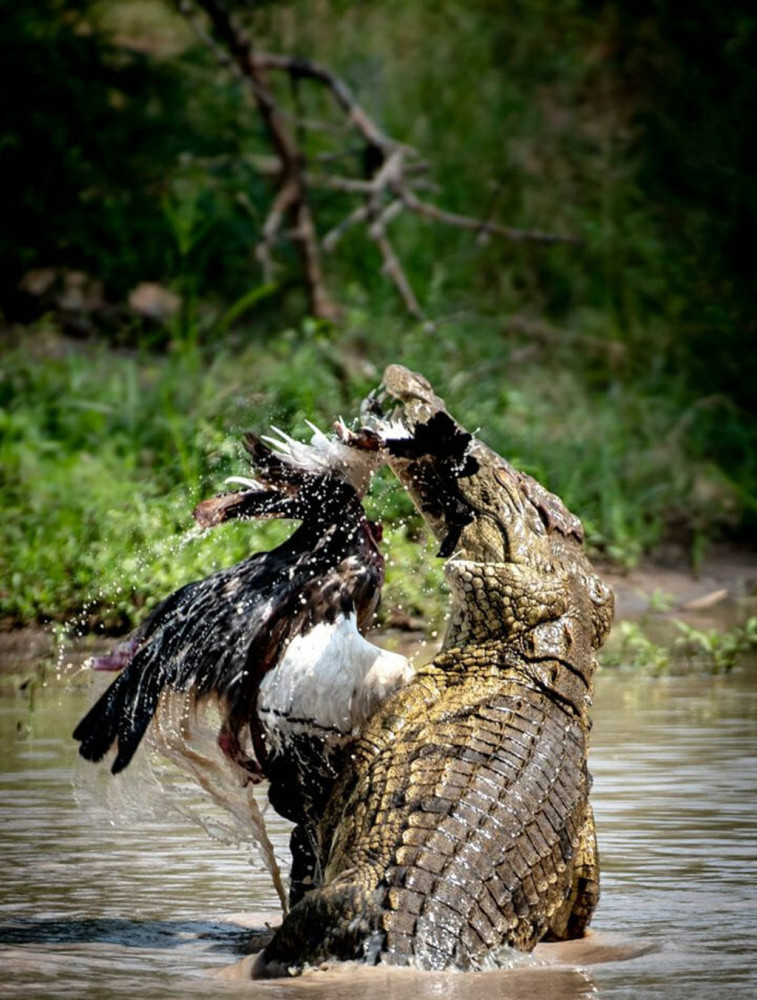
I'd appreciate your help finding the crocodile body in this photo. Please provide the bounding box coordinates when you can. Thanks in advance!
[255,366,614,975]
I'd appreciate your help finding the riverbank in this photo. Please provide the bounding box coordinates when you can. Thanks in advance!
[600,545,757,624]
[2,546,756,684]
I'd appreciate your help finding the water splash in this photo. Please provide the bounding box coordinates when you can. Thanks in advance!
[144,691,289,913]
[72,688,289,913]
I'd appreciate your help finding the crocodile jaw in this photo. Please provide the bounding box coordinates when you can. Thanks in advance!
[364,365,580,566]
[363,365,614,656]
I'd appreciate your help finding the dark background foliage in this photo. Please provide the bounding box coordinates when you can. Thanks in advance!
[1,0,755,626]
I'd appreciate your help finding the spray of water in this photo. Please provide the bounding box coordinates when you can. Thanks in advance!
[144,690,289,913]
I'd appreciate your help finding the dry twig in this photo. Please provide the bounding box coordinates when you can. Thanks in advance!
[178,0,577,321]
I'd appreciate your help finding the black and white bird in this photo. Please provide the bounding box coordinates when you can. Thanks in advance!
[73,422,411,902]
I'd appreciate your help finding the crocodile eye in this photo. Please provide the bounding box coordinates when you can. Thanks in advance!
[588,575,611,606]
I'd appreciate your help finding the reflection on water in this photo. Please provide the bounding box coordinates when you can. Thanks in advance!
[588,666,757,999]
[1,663,755,999]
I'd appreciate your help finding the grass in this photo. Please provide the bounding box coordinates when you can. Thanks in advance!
[0,315,748,634]
[600,617,757,675]
[0,326,281,630]
[2,0,754,673]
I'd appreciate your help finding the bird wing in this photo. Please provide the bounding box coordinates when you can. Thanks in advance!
[73,516,385,775]
[73,544,302,773]
[73,425,388,776]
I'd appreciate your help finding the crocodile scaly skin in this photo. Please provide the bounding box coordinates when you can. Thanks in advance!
[255,366,613,975]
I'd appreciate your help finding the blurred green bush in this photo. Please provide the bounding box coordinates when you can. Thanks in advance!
[1,0,755,628]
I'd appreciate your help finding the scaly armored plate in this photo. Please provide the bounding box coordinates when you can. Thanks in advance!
[256,365,614,975]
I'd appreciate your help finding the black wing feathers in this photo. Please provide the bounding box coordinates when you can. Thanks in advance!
[73,431,383,775]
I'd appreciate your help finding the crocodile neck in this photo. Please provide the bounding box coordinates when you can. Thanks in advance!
[443,557,608,716]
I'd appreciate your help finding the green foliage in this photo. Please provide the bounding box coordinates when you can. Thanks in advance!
[673,618,757,675]
[1,0,756,630]
[600,621,671,674]
[0,320,748,631]
[600,616,757,675]
[0,330,289,627]
[0,0,267,308]
[608,0,757,411]
[373,523,448,633]
[5,0,755,363]
[3,0,750,531]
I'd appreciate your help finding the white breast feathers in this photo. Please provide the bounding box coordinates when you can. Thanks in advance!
[257,613,413,755]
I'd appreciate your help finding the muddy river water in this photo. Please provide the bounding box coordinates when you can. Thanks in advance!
[1,659,755,1000]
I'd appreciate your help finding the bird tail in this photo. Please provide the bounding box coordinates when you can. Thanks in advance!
[72,665,159,774]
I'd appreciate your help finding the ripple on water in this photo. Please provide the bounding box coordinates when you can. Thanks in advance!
[1,669,756,998]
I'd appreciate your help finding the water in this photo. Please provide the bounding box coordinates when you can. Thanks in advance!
[1,661,755,999]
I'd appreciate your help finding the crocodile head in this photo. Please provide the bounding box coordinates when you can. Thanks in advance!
[361,365,614,699]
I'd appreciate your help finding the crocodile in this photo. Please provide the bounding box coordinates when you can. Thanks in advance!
[253,365,614,976]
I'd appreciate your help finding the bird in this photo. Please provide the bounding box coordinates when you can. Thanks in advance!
[73,421,412,903]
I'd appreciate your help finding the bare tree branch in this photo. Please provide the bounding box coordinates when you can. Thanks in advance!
[255,179,297,281]
[252,53,407,158]
[322,204,373,252]
[180,0,339,321]
[372,229,424,321]
[399,190,578,245]
[367,199,424,319]
[178,0,578,322]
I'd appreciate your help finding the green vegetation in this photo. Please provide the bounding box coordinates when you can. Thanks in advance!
[673,617,757,674]
[1,0,755,642]
[0,320,745,631]
[600,621,673,675]
[600,617,757,674]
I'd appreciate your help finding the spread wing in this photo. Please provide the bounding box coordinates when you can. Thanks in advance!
[73,431,385,775]
[73,533,304,773]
